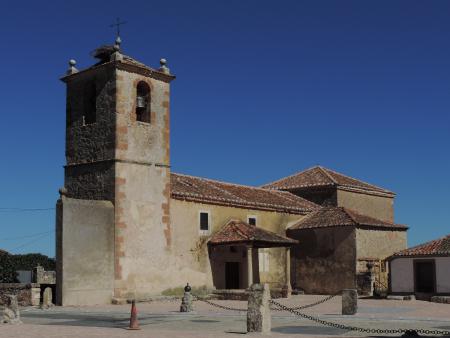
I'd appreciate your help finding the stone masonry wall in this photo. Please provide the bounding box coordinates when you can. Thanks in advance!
[355,228,407,270]
[0,283,40,306]
[288,227,356,294]
[113,69,172,299]
[337,189,394,222]
[65,66,116,164]
[56,198,114,306]
[171,199,303,292]
[64,66,116,201]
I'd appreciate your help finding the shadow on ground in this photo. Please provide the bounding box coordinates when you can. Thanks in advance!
[272,325,348,335]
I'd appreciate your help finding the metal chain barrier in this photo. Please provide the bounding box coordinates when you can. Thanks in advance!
[192,292,339,313]
[192,295,247,312]
[272,291,341,311]
[191,293,450,336]
[270,299,450,336]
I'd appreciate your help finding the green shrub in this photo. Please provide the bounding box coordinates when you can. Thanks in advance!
[0,254,18,283]
[0,253,55,283]
[10,253,55,271]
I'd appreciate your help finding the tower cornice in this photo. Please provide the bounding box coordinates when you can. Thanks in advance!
[60,60,176,83]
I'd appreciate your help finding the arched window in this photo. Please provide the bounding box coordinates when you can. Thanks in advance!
[136,81,150,123]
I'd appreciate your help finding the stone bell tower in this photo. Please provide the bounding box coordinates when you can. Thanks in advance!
[56,37,175,305]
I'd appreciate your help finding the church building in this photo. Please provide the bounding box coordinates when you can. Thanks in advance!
[56,38,407,305]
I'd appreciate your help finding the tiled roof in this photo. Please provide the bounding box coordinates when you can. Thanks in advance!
[262,166,395,196]
[288,207,407,231]
[209,219,298,248]
[91,45,151,69]
[171,173,319,215]
[63,45,174,83]
[392,234,450,257]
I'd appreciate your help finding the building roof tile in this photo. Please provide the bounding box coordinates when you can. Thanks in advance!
[392,234,450,257]
[171,173,319,215]
[288,207,407,231]
[262,166,395,196]
[209,219,298,248]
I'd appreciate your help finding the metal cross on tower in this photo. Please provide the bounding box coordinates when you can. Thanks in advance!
[110,17,127,38]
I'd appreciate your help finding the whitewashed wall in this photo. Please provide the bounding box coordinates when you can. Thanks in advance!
[390,256,450,293]
[435,257,450,293]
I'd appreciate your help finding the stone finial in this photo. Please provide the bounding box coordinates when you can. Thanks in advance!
[58,187,67,198]
[180,283,193,312]
[159,58,170,74]
[66,59,78,75]
[184,283,191,292]
[111,37,123,62]
[115,36,122,48]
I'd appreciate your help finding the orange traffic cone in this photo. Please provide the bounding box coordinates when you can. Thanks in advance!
[127,300,141,330]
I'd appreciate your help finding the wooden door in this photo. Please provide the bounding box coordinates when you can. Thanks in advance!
[225,262,240,289]
[414,260,436,293]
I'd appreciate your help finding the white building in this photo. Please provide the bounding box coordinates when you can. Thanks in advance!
[389,234,450,300]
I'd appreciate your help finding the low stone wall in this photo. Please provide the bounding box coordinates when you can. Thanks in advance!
[213,289,248,301]
[33,266,56,285]
[431,296,450,304]
[212,288,286,300]
[0,283,40,306]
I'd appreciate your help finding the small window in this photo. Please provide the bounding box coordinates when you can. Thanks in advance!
[83,81,97,125]
[199,211,210,233]
[136,81,151,123]
[247,216,257,226]
[258,249,270,272]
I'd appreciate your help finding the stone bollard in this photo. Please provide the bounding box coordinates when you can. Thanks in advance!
[2,295,22,324]
[180,283,193,312]
[40,287,54,309]
[342,289,358,315]
[247,283,271,334]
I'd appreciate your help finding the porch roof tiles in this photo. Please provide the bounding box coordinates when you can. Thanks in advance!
[208,219,298,248]
[288,207,407,231]
[391,234,450,258]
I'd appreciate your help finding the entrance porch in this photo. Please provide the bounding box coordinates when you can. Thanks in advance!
[208,219,298,298]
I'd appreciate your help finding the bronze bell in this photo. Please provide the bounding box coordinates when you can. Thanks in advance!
[136,96,146,108]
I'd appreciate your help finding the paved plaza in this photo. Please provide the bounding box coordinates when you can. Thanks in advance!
[1,295,450,337]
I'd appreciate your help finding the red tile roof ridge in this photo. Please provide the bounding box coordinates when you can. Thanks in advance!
[262,165,395,196]
[228,219,250,239]
[392,234,450,257]
[172,172,295,193]
[172,172,317,207]
[261,165,332,189]
[341,207,363,225]
[321,167,394,195]
[317,166,338,185]
[209,219,298,247]
[171,172,319,213]
[173,191,315,212]
[288,206,407,230]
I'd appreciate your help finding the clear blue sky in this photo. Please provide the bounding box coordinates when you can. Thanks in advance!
[1,0,449,257]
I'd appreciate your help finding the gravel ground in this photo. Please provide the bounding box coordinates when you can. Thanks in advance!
[0,295,449,338]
